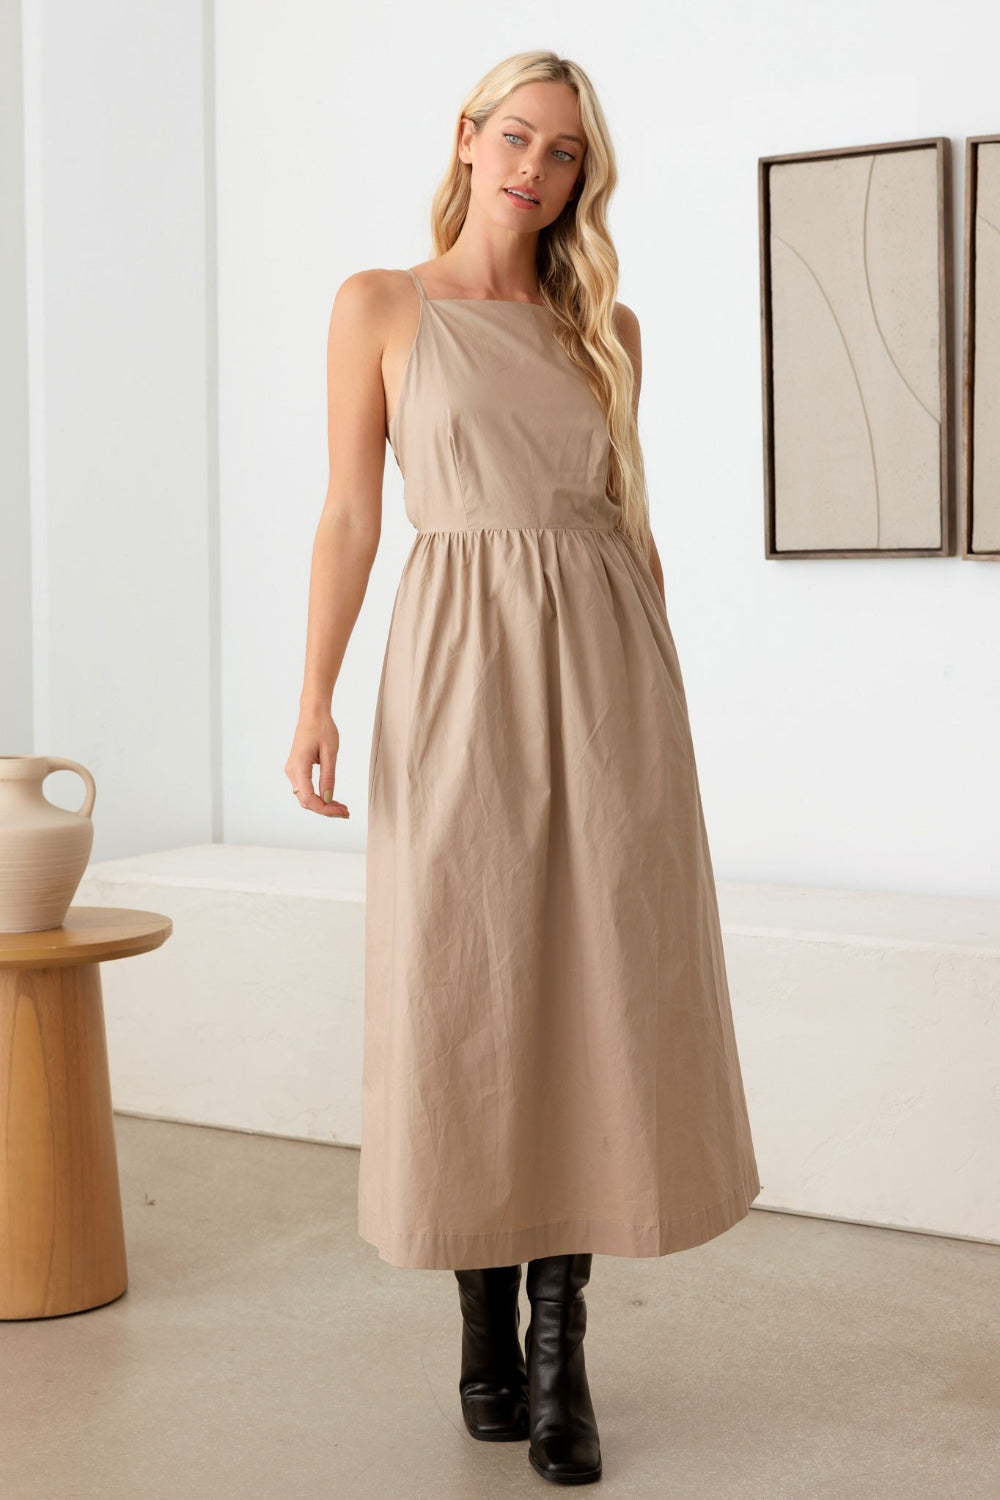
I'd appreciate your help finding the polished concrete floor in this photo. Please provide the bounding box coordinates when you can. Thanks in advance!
[0,1114,996,1499]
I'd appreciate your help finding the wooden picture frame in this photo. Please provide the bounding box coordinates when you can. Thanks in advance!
[962,135,1000,559]
[759,138,954,558]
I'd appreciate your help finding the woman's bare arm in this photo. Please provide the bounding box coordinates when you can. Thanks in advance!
[614,301,665,603]
[285,270,390,818]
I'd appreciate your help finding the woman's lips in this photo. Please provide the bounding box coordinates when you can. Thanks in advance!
[504,188,540,209]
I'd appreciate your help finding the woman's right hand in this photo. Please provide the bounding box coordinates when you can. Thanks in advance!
[285,713,350,818]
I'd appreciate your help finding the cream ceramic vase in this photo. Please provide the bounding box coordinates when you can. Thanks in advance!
[0,755,97,933]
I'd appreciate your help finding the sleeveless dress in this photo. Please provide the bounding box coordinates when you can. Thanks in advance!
[358,267,761,1271]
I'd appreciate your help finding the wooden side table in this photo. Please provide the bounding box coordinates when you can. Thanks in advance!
[0,906,172,1320]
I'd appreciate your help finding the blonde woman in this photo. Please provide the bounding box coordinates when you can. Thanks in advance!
[286,49,761,1486]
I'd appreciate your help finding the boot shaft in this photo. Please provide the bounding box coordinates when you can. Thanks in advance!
[455,1265,526,1384]
[525,1252,593,1305]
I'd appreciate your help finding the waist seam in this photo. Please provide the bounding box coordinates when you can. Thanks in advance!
[414,524,622,536]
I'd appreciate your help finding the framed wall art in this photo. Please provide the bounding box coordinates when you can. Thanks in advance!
[759,138,954,558]
[962,135,1000,559]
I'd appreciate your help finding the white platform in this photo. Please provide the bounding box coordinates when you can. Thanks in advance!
[76,844,1000,1246]
[78,845,366,1148]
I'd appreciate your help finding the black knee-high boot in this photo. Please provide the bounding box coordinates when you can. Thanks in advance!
[524,1254,602,1484]
[454,1264,530,1440]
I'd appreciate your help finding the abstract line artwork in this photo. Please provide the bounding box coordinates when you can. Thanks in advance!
[759,139,953,558]
[963,135,1000,559]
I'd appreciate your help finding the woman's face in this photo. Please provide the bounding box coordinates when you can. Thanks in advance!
[459,81,586,230]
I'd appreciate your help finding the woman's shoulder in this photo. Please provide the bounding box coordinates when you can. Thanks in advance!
[612,300,640,340]
[326,270,420,360]
[332,267,416,315]
[612,301,641,374]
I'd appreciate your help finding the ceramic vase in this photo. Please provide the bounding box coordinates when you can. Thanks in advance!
[0,755,97,933]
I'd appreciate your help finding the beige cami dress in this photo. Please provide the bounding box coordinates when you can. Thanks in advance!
[358,266,761,1270]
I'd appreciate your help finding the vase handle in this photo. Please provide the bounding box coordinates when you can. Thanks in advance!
[44,757,97,819]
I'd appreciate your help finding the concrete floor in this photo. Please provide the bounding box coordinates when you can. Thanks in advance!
[0,1116,997,1500]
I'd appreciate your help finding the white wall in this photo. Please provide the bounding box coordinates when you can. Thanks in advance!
[13,0,217,855]
[8,0,1000,896]
[0,0,33,752]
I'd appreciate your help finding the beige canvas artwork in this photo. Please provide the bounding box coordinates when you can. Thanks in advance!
[966,137,1000,557]
[760,140,951,557]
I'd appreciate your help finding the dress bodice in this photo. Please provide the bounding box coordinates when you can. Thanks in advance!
[388,269,619,534]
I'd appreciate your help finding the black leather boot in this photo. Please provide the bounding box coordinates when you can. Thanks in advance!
[455,1264,530,1440]
[524,1254,602,1484]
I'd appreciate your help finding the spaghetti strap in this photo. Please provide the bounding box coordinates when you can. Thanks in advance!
[404,267,427,302]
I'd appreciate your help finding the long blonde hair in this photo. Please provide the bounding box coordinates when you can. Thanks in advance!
[428,50,652,554]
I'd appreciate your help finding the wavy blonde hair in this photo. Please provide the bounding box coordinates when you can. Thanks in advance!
[428,50,652,554]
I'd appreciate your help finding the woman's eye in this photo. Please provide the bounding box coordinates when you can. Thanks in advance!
[503,132,574,162]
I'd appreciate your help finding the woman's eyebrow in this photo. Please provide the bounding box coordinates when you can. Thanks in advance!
[501,114,585,147]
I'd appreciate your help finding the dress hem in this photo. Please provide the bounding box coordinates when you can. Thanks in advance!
[357,1174,763,1270]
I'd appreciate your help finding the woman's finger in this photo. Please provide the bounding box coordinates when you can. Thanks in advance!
[319,742,349,817]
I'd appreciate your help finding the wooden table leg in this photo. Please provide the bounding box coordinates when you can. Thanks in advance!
[0,961,129,1319]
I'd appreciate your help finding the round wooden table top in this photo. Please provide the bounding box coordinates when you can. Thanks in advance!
[0,906,173,969]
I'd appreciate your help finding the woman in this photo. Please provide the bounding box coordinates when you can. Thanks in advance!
[286,49,761,1488]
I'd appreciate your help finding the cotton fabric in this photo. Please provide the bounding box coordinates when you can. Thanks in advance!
[359,267,761,1270]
